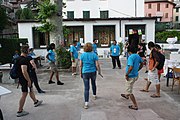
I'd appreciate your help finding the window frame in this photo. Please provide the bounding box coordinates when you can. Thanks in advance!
[83,11,90,19]
[67,11,74,19]
[157,3,160,11]
[148,3,152,9]
[100,10,109,19]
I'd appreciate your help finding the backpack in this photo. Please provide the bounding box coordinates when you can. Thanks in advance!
[152,51,165,70]
[10,57,20,79]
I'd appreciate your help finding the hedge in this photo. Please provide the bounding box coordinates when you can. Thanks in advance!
[155,31,180,43]
[0,38,28,64]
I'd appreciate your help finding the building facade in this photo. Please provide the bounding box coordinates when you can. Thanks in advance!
[145,0,175,22]
[17,0,157,56]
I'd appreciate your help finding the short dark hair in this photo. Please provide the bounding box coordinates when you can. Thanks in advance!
[127,46,137,53]
[93,39,97,42]
[47,43,55,51]
[21,45,29,54]
[73,40,77,44]
[148,41,155,49]
[155,44,161,50]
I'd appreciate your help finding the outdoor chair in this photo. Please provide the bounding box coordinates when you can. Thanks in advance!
[172,67,180,94]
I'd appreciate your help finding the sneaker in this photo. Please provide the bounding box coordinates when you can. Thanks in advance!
[16,110,29,117]
[34,100,43,107]
[83,105,88,109]
[48,80,55,84]
[93,95,97,100]
[72,73,77,76]
[38,90,46,93]
[57,81,64,85]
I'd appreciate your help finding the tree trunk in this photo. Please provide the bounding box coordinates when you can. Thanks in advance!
[50,0,63,46]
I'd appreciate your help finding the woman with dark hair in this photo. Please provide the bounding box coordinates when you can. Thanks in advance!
[46,43,64,85]
[79,42,101,109]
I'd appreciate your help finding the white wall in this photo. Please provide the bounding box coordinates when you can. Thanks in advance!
[121,19,155,43]
[63,0,144,18]
[108,0,144,17]
[18,22,41,48]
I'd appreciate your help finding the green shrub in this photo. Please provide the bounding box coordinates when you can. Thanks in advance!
[155,31,180,44]
[0,38,28,64]
[55,45,71,69]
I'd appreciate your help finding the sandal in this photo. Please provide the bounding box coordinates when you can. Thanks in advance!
[128,105,138,110]
[140,89,149,92]
[121,94,129,99]
[150,94,160,98]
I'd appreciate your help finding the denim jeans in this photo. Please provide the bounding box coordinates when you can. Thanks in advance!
[82,72,97,102]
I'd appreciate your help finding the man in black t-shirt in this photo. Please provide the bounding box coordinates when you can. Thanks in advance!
[16,45,43,117]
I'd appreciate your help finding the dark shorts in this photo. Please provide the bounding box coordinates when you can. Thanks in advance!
[19,77,33,92]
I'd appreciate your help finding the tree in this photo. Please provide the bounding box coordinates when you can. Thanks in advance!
[36,0,64,46]
[0,6,8,33]
[15,8,34,20]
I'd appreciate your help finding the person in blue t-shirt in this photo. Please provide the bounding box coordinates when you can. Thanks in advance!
[46,43,64,85]
[92,39,98,55]
[110,40,121,69]
[70,40,79,76]
[76,41,81,52]
[121,46,143,110]
[80,42,101,109]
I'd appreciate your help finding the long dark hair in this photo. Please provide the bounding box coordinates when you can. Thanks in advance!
[47,43,55,51]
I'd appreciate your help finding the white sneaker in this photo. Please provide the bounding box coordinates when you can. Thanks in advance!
[72,73,77,76]
[84,105,88,109]
[16,110,29,117]
[34,100,43,107]
[93,95,97,100]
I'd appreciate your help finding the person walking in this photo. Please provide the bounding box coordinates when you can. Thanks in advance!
[79,42,101,109]
[27,54,45,93]
[46,43,64,85]
[121,46,143,110]
[70,40,78,76]
[137,41,148,73]
[140,42,162,98]
[92,39,98,55]
[16,45,43,117]
[110,40,121,69]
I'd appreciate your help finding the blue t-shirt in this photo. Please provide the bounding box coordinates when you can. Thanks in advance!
[110,44,120,56]
[92,43,97,54]
[48,50,55,62]
[70,45,78,59]
[126,54,143,78]
[80,52,98,73]
[76,42,81,51]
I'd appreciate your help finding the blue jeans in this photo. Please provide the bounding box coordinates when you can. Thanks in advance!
[82,72,97,102]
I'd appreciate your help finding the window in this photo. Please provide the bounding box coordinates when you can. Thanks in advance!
[165,13,168,18]
[67,11,74,19]
[157,3,160,11]
[100,11,109,18]
[176,16,179,21]
[32,28,49,49]
[148,13,151,17]
[176,8,179,12]
[166,4,169,8]
[83,11,90,18]
[148,4,151,9]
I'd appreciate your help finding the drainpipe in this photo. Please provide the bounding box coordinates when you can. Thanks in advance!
[135,0,137,17]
